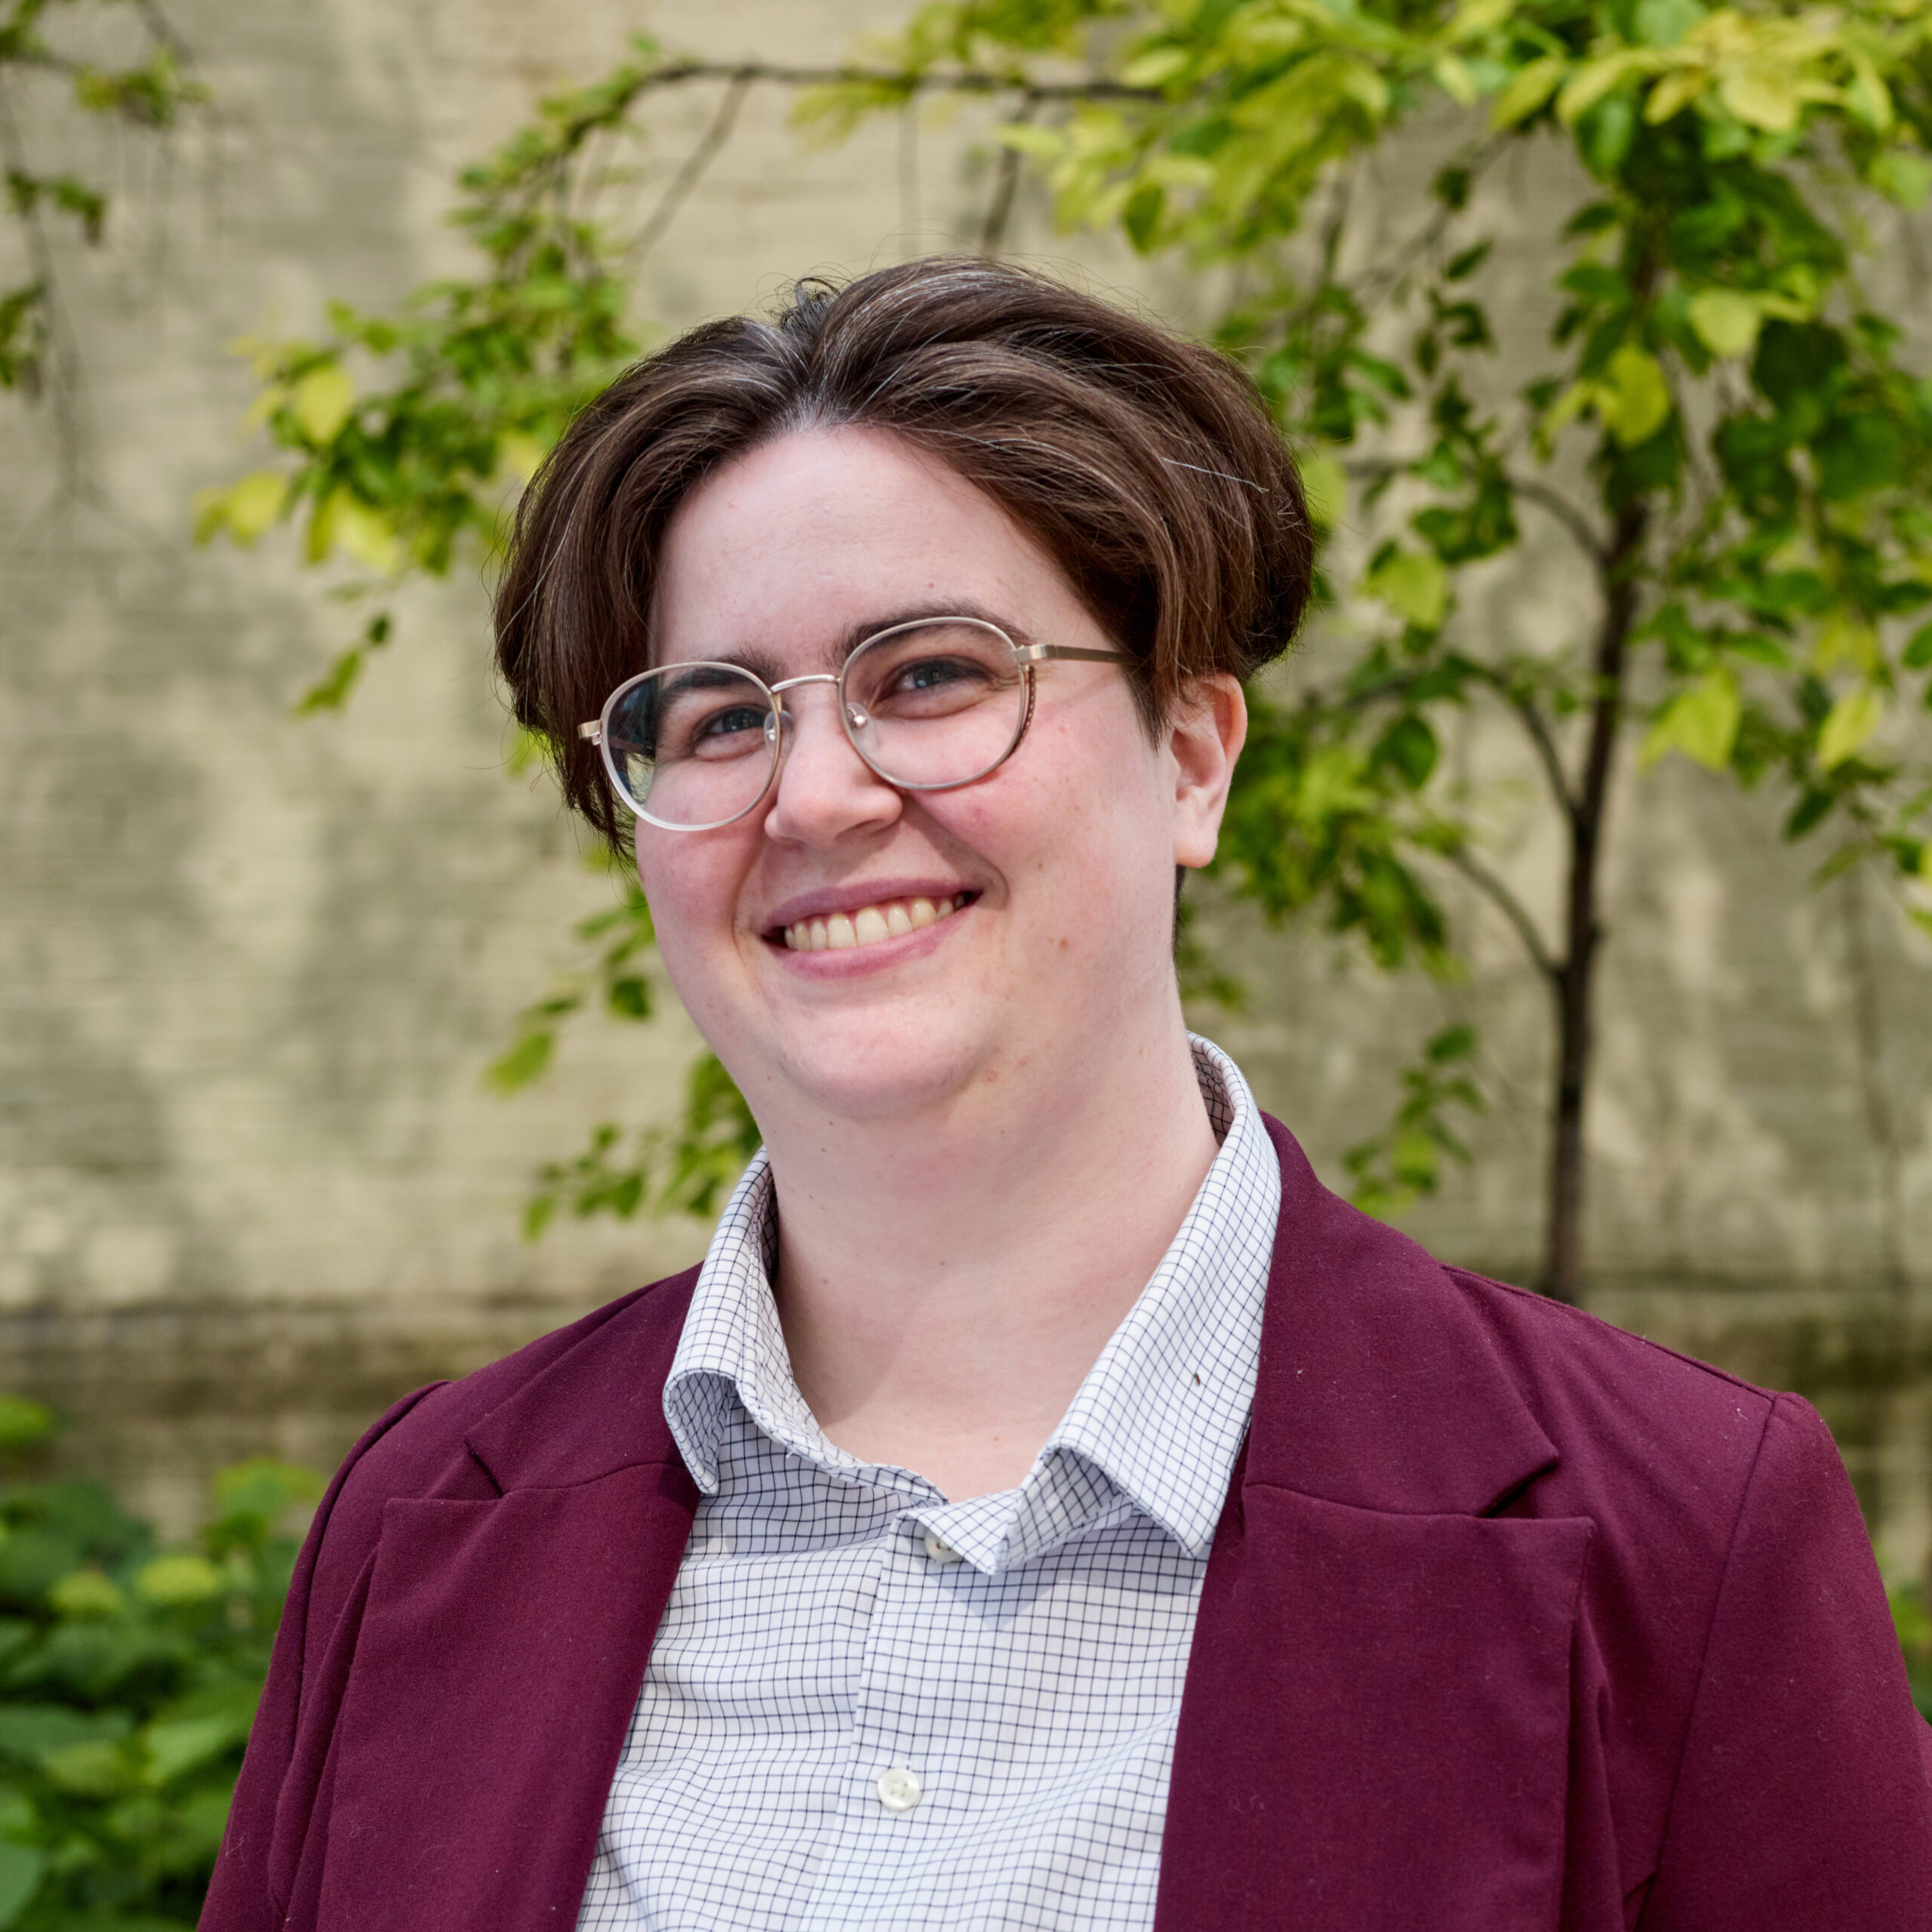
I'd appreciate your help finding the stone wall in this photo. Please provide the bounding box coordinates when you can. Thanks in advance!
[1,0,1927,1555]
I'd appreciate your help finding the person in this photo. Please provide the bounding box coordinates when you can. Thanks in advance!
[200,258,1932,1932]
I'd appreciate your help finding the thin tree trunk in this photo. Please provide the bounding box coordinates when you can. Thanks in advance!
[1544,499,1647,1304]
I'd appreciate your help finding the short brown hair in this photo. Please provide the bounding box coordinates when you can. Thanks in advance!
[494,257,1313,851]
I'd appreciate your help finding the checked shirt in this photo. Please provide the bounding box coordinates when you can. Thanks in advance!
[576,1037,1281,1930]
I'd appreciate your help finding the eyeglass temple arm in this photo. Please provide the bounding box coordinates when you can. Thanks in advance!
[578,720,602,744]
[1014,644,1131,665]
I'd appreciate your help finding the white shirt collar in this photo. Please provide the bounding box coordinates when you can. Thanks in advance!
[663,1037,1281,1570]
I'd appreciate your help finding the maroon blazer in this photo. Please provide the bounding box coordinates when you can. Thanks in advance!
[202,1118,1932,1930]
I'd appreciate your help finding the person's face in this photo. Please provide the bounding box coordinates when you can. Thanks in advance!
[637,425,1243,1128]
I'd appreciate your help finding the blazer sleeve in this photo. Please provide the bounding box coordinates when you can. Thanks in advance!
[1641,1392,1932,1929]
[199,1383,448,1932]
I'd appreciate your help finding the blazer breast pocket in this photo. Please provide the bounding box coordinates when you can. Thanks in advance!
[1159,1485,1593,1931]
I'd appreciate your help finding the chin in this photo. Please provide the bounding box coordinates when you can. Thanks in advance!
[768,1014,996,1124]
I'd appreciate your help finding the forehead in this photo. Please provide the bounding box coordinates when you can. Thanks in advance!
[648,426,1084,669]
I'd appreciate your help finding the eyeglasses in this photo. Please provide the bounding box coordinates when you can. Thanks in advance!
[577,616,1130,832]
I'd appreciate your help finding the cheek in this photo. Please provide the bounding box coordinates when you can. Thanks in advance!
[635,832,750,969]
[939,727,1169,923]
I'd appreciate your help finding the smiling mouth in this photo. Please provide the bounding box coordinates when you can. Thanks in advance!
[779,894,973,953]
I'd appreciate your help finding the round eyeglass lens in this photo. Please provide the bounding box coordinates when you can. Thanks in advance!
[844,619,1029,789]
[602,662,778,829]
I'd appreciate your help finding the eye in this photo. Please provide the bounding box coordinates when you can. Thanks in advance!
[689,703,771,755]
[894,656,983,692]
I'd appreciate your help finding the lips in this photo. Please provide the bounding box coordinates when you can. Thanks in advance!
[781,894,967,952]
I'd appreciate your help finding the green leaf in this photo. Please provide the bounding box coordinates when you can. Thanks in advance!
[293,647,365,715]
[1597,344,1672,446]
[0,1704,129,1763]
[48,1568,128,1620]
[143,1706,252,1784]
[1784,789,1834,839]
[1121,47,1189,88]
[207,470,288,546]
[1869,151,1932,210]
[291,364,355,444]
[1365,549,1449,630]
[1632,0,1702,47]
[1814,611,1880,677]
[486,1029,554,1093]
[605,976,651,1021]
[43,1738,134,1795]
[1815,413,1906,502]
[1557,51,1653,127]
[134,1553,225,1605]
[0,1840,44,1930]
[0,1396,54,1451]
[1446,0,1515,41]
[1490,57,1566,130]
[1376,715,1439,789]
[1300,450,1346,527]
[1123,180,1164,253]
[212,1458,323,1522]
[1720,69,1801,134]
[1643,668,1740,771]
[1817,685,1884,770]
[1904,623,1932,671]
[1686,290,1760,359]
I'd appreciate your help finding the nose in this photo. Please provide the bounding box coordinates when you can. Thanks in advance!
[761,679,903,848]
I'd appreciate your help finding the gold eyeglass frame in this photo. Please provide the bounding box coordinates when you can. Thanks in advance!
[577,615,1130,832]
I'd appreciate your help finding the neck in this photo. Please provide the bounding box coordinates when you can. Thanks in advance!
[764,1001,1220,1501]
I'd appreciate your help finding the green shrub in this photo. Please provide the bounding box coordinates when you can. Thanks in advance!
[0,1403,318,1930]
[1892,1579,1932,1723]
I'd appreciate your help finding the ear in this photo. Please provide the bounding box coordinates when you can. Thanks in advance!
[1169,673,1247,871]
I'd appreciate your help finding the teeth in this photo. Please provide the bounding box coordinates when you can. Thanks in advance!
[781,895,964,952]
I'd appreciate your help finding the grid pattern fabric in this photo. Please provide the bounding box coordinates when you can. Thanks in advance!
[577,1038,1281,1931]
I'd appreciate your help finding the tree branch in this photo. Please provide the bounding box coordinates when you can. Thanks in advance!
[1352,133,1509,306]
[1466,662,1578,829]
[628,72,754,265]
[126,0,195,66]
[978,91,1040,254]
[631,60,1158,105]
[1445,844,1561,986]
[1507,472,1607,569]
[0,77,82,484]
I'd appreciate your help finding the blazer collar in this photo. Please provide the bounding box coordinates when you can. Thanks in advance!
[463,1268,700,1494]
[1248,1113,1558,1515]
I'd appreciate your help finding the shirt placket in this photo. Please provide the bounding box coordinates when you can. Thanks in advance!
[793,1509,971,1930]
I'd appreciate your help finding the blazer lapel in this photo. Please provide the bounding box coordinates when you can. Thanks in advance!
[1155,1118,1593,1930]
[315,1275,702,1932]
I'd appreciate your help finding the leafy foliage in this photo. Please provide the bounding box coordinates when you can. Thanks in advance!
[1343,1021,1487,1217]
[523,1051,764,1239]
[0,1401,318,1930]
[858,0,1932,1286]
[191,48,654,709]
[204,2,1932,1281]
[0,0,204,395]
[1894,1576,1932,1719]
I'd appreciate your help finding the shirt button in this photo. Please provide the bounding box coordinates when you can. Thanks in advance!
[921,1529,961,1564]
[875,1767,923,1813]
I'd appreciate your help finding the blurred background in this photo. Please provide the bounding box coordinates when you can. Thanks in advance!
[3,0,1929,1574]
